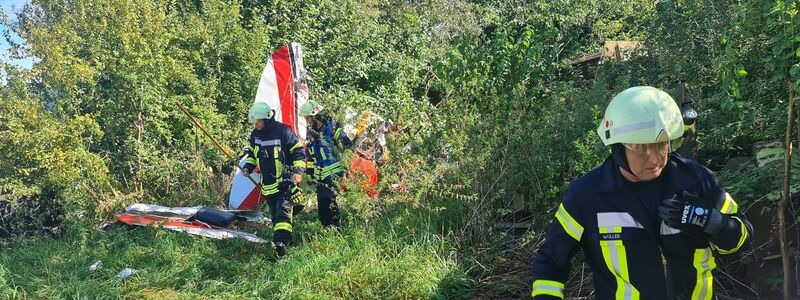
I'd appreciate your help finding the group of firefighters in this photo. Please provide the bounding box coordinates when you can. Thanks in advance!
[244,86,753,299]
[241,100,352,257]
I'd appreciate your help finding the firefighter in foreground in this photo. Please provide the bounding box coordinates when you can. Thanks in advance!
[531,86,753,300]
[299,101,353,229]
[242,102,306,257]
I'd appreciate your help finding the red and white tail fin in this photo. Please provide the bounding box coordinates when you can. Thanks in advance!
[231,43,309,210]
[253,43,308,140]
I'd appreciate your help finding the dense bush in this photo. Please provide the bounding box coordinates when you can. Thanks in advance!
[0,0,797,297]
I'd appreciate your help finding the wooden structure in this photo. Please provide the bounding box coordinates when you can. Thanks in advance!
[569,41,643,80]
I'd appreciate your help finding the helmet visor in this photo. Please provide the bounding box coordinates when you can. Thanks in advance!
[623,141,672,156]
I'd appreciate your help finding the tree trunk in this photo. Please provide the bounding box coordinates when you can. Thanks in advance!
[136,103,144,200]
[133,85,145,202]
[780,79,794,300]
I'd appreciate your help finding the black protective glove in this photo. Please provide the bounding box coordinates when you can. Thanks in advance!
[658,195,725,235]
[243,164,255,175]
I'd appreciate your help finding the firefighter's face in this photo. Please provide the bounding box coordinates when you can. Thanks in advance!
[305,115,323,129]
[623,145,668,181]
[255,119,265,130]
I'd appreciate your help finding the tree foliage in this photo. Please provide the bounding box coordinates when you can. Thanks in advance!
[0,0,798,296]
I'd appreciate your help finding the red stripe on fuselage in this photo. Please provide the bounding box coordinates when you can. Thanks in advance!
[272,45,296,133]
[239,187,264,210]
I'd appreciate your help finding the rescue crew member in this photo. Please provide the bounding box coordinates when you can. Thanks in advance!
[531,86,753,300]
[242,102,306,257]
[299,101,353,229]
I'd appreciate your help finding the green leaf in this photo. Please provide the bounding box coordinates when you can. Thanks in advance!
[791,65,800,78]
[736,68,748,77]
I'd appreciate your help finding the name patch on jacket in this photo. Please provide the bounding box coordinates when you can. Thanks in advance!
[255,138,281,147]
[595,212,643,241]
[596,230,635,241]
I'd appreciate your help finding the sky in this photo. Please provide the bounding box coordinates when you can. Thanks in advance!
[1,0,34,70]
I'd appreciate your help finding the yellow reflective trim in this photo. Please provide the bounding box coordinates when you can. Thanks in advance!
[261,188,279,196]
[599,226,639,300]
[264,181,279,188]
[293,160,306,168]
[325,167,345,175]
[323,161,343,170]
[691,248,716,300]
[318,161,345,179]
[254,146,261,172]
[245,157,256,165]
[289,142,303,152]
[531,280,565,298]
[274,222,293,232]
[720,193,739,214]
[714,216,748,255]
[274,147,282,177]
[321,149,328,160]
[555,203,583,241]
[260,181,280,195]
[322,167,345,177]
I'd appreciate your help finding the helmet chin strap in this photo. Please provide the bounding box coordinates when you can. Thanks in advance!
[611,143,639,179]
[312,113,326,127]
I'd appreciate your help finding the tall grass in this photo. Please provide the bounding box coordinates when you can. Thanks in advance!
[0,193,478,299]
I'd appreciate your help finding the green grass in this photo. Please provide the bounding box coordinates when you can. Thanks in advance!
[0,195,479,299]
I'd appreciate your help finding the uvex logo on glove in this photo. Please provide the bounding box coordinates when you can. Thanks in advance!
[680,204,708,227]
[659,194,724,235]
[681,205,690,223]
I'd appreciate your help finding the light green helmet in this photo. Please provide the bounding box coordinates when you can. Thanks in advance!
[248,102,274,123]
[597,86,683,146]
[299,100,324,117]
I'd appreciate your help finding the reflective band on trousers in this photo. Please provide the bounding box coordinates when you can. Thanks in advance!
[555,203,583,241]
[691,248,716,300]
[274,222,293,232]
[531,279,565,298]
[599,226,639,300]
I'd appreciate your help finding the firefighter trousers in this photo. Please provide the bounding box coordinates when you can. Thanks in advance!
[266,190,293,245]
[317,177,341,228]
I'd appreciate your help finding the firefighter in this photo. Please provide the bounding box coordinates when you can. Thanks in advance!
[242,102,306,257]
[299,101,353,229]
[531,86,753,300]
